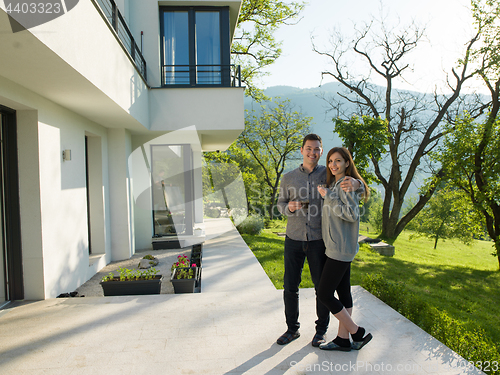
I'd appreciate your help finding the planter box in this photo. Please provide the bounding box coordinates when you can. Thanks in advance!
[190,243,202,267]
[196,267,202,288]
[190,254,202,267]
[170,267,199,294]
[100,276,162,296]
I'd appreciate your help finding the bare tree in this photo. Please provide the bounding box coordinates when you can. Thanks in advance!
[313,18,480,241]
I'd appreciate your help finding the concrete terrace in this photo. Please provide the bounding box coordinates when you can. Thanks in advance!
[0,218,485,374]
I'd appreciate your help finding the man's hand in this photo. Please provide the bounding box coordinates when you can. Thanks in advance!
[288,201,302,213]
[340,177,361,192]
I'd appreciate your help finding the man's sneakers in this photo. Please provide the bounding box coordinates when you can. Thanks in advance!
[277,331,327,347]
[277,331,300,345]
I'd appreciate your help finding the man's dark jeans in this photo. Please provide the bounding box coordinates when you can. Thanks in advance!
[283,236,329,334]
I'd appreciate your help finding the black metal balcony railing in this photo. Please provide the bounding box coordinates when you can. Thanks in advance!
[161,65,242,87]
[94,0,147,82]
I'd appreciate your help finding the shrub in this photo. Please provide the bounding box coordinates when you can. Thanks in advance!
[205,207,221,218]
[265,216,287,229]
[236,214,265,235]
[361,273,500,374]
[229,208,248,226]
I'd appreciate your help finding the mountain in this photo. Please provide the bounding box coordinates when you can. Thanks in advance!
[244,82,347,150]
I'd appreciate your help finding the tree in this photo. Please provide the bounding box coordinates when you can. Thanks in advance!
[239,98,312,217]
[313,15,480,241]
[361,189,383,232]
[232,0,305,100]
[434,115,500,268]
[432,0,500,269]
[406,186,482,249]
[334,115,389,185]
[203,144,263,216]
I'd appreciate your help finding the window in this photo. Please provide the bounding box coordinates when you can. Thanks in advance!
[160,7,230,86]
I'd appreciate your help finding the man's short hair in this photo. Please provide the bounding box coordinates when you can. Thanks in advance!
[302,133,323,148]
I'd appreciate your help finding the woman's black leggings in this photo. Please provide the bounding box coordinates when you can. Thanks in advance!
[317,257,353,315]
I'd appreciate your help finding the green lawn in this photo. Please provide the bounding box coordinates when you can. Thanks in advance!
[241,224,500,347]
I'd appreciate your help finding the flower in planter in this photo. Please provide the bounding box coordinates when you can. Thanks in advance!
[171,254,198,280]
[172,267,197,279]
[171,254,190,270]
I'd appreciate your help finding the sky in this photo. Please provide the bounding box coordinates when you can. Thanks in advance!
[258,0,482,94]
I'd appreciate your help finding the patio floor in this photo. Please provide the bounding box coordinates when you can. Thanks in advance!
[0,218,485,374]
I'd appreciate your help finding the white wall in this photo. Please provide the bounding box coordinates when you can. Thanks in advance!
[36,0,150,125]
[149,87,245,132]
[129,0,162,87]
[0,76,112,299]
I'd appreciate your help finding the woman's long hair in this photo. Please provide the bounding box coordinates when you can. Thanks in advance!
[326,147,370,202]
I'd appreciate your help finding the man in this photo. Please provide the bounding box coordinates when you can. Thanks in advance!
[276,134,360,346]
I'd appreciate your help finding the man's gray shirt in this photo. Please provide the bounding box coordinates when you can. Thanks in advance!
[277,164,327,241]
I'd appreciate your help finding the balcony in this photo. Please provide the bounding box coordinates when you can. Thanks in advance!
[161,64,241,87]
[94,0,147,82]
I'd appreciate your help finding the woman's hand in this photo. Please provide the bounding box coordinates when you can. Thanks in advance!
[317,186,327,198]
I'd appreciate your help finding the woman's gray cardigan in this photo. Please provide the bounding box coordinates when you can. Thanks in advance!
[321,176,362,262]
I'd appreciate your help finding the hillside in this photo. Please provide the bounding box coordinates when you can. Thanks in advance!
[244,83,345,155]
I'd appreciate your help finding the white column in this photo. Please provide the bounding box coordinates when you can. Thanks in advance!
[107,128,134,261]
[17,110,45,300]
[193,149,204,225]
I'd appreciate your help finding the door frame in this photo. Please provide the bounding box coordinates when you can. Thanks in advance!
[0,104,24,301]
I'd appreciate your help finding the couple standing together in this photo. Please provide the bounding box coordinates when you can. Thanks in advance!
[276,133,372,351]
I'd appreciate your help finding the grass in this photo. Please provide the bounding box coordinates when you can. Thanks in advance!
[241,221,500,347]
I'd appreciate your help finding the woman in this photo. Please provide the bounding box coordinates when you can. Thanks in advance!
[316,147,372,351]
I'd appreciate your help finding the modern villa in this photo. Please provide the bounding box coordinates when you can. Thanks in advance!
[0,0,245,303]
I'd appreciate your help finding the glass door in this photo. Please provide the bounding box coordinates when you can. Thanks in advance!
[151,145,193,237]
[161,7,229,86]
[162,10,190,85]
[195,11,221,84]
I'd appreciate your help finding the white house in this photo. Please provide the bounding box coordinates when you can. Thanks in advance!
[0,0,245,302]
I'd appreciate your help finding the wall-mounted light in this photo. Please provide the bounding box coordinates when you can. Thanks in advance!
[62,149,71,161]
